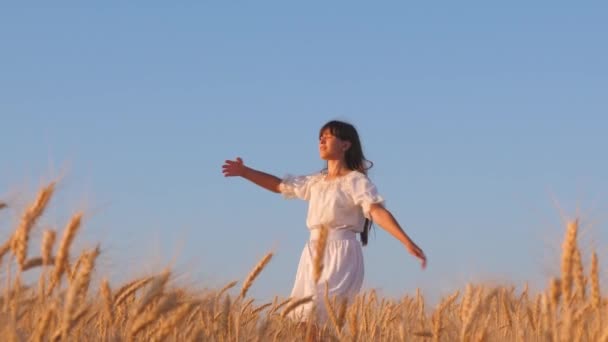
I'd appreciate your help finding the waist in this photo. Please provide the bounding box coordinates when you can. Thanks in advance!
[309,229,358,241]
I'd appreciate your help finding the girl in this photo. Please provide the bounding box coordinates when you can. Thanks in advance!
[222,120,426,321]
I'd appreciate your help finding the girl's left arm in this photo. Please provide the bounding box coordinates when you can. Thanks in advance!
[369,203,427,269]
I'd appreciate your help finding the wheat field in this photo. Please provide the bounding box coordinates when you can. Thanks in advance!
[0,182,606,341]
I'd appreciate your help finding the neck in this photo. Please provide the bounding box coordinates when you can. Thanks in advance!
[326,159,349,177]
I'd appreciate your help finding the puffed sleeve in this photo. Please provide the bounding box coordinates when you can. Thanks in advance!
[349,174,385,219]
[278,173,318,200]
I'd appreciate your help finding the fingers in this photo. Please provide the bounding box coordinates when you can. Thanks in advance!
[224,157,243,164]
[222,157,244,177]
[418,250,427,269]
[407,244,427,269]
[223,157,244,167]
[222,166,238,176]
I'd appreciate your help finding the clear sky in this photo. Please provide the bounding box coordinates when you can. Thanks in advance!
[1,3,607,303]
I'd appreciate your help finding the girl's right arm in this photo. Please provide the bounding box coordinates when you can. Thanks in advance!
[222,157,282,193]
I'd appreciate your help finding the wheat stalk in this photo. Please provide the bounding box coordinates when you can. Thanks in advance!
[130,292,178,340]
[433,290,460,342]
[561,219,578,303]
[281,296,313,318]
[324,281,342,338]
[58,246,99,340]
[48,212,83,295]
[313,225,328,284]
[33,305,55,342]
[252,302,273,315]
[41,229,56,265]
[239,252,273,300]
[74,245,100,298]
[114,276,154,306]
[11,182,55,269]
[269,297,291,316]
[135,269,171,315]
[155,302,194,341]
[101,278,114,323]
[0,239,12,266]
[573,248,586,301]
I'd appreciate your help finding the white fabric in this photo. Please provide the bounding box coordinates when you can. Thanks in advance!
[279,171,385,229]
[279,170,385,321]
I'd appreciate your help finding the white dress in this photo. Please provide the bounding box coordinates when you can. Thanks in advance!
[279,170,384,322]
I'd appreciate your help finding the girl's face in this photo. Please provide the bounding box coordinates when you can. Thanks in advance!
[319,129,351,160]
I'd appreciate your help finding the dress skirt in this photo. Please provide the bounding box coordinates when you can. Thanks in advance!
[288,229,364,322]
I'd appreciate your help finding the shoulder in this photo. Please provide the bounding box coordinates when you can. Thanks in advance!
[308,171,325,180]
[344,171,369,188]
[350,170,368,179]
[348,170,372,183]
[281,171,323,189]
[346,171,380,190]
[303,171,325,185]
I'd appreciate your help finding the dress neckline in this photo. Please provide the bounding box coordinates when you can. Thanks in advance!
[321,170,357,183]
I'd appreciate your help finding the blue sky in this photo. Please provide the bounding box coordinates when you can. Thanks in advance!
[1,3,607,303]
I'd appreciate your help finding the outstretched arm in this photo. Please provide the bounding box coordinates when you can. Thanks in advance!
[369,203,427,269]
[222,157,282,193]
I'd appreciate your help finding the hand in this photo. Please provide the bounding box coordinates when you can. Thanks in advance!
[222,157,248,177]
[406,242,427,270]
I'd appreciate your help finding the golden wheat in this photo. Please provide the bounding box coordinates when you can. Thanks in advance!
[561,219,578,302]
[313,225,328,284]
[12,182,55,269]
[48,212,83,294]
[0,182,606,341]
[239,252,273,300]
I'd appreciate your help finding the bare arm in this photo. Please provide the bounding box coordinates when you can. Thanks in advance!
[222,157,282,193]
[369,203,427,269]
[242,167,282,193]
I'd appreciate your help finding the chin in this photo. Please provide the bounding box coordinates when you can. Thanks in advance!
[319,154,338,161]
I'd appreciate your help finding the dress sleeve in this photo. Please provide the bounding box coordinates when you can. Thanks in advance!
[278,173,317,200]
[349,174,385,219]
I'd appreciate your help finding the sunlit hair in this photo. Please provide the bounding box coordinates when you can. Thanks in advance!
[319,120,374,246]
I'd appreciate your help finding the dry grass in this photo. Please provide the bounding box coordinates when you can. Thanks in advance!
[0,182,607,341]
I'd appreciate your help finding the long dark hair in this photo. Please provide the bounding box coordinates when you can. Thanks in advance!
[319,120,374,246]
